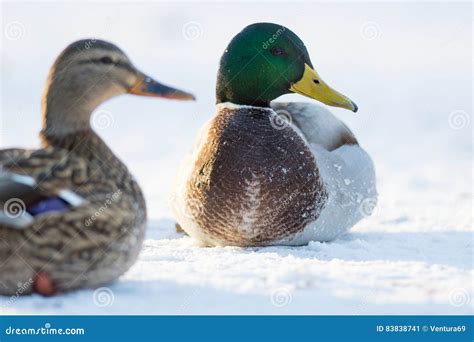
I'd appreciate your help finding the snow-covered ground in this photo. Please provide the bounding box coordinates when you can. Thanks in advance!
[0,1,472,314]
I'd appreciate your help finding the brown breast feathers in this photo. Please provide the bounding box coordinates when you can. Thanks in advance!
[185,106,328,246]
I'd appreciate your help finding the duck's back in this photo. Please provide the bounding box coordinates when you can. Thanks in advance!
[173,104,328,246]
[271,102,358,151]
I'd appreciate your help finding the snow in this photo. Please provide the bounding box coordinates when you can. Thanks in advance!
[0,2,472,315]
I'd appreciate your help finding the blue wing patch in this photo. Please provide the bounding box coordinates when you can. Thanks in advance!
[0,172,85,229]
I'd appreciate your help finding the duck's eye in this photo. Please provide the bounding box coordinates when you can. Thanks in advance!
[270,46,286,56]
[100,56,114,64]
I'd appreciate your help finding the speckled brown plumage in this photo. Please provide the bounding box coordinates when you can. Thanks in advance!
[0,38,193,296]
[182,106,328,246]
[0,131,146,295]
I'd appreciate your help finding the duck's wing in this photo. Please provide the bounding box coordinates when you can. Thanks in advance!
[172,118,214,191]
[271,102,358,151]
[270,102,376,201]
[270,103,377,241]
[0,147,90,229]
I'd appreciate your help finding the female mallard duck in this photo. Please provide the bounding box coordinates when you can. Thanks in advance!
[172,23,376,247]
[0,39,194,296]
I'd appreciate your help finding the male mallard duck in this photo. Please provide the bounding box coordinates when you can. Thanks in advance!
[0,39,194,295]
[172,23,376,247]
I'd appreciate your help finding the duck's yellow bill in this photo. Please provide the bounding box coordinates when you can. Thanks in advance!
[290,64,357,113]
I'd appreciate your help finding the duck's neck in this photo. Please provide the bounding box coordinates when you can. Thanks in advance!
[216,97,270,108]
[40,128,114,160]
[42,108,93,138]
[41,109,119,165]
[41,85,97,136]
[215,66,272,107]
[40,80,119,161]
[216,102,274,113]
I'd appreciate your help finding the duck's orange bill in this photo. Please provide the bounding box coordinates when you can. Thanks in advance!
[128,72,195,101]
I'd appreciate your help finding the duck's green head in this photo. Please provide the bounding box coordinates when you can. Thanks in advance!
[216,23,357,112]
